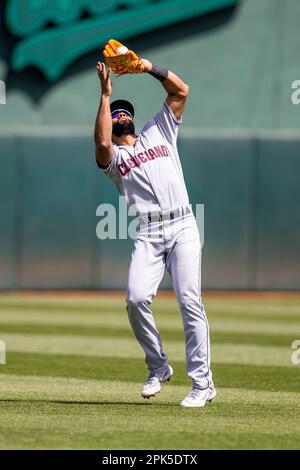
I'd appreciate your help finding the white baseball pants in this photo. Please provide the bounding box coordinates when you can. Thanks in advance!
[126,211,213,390]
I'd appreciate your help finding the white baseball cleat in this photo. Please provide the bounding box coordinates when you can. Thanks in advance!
[141,365,173,398]
[180,387,217,408]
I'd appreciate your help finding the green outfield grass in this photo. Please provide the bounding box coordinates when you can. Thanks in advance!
[0,294,299,450]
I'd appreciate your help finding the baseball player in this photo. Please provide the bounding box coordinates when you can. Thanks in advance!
[94,40,216,407]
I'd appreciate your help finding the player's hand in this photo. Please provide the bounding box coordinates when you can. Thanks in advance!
[103,39,146,75]
[96,62,112,96]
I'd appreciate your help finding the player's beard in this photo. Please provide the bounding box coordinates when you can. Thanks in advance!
[112,121,135,138]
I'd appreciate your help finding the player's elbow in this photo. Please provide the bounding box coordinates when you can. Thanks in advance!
[96,141,111,150]
[183,84,190,96]
[178,84,189,99]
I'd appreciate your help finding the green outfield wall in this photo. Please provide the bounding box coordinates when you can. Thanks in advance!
[1,129,299,290]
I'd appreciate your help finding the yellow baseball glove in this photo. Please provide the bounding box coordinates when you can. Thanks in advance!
[103,39,145,75]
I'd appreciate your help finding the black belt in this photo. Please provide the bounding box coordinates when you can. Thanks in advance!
[138,206,191,225]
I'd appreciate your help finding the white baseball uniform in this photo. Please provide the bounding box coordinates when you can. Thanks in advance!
[102,101,213,390]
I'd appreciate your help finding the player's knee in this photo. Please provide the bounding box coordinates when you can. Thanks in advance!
[178,292,203,313]
[178,292,191,309]
[126,290,150,308]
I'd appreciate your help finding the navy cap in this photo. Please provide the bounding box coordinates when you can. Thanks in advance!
[110,99,135,118]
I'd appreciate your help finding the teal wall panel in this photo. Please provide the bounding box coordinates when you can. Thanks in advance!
[16,133,96,288]
[256,137,300,289]
[0,136,17,288]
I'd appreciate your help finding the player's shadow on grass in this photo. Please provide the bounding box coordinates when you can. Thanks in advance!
[0,398,177,406]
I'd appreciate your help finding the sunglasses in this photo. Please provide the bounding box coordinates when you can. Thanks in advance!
[111,109,133,119]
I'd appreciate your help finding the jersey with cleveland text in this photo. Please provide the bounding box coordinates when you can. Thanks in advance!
[102,101,189,214]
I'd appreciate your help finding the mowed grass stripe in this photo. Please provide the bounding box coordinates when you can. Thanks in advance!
[0,378,299,450]
[205,300,300,316]
[1,310,299,335]
[0,310,131,327]
[1,308,299,324]
[1,296,300,318]
[209,312,300,323]
[0,323,294,347]
[0,297,124,312]
[209,319,300,335]
[0,332,295,366]
[1,374,300,407]
[0,419,299,450]
[2,352,300,392]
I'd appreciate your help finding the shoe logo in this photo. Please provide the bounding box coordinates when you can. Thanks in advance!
[4,0,239,81]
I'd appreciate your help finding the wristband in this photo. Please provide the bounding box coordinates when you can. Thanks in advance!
[149,64,168,82]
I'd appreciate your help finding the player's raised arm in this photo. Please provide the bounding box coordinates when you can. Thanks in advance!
[142,59,189,120]
[94,62,113,169]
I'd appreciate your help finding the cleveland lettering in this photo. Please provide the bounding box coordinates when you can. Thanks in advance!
[118,144,170,176]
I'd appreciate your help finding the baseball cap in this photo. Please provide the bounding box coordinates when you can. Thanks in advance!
[110,99,135,119]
